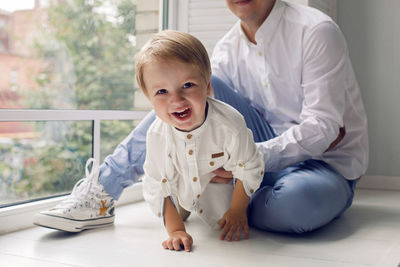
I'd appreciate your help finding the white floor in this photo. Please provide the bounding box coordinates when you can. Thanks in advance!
[1,189,400,267]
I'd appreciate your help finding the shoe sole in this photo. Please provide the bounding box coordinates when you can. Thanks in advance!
[33,213,115,232]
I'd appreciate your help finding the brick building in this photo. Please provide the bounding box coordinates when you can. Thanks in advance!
[0,4,48,138]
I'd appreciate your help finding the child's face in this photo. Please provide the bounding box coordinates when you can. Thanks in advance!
[143,59,211,132]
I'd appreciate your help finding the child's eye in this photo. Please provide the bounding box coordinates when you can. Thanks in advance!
[156,89,167,95]
[183,82,194,89]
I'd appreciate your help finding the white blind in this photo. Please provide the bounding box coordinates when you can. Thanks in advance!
[173,0,237,55]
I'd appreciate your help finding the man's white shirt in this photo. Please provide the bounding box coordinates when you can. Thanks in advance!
[142,98,264,227]
[211,0,368,179]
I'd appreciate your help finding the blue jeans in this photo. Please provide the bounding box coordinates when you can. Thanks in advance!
[99,76,356,233]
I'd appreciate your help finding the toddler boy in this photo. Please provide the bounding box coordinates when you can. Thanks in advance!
[136,30,264,252]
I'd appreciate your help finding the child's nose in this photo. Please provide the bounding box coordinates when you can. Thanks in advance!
[170,92,185,103]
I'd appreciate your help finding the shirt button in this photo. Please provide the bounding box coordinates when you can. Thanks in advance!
[193,177,198,182]
[158,212,162,217]
[263,82,268,87]
[260,171,264,175]
[238,163,244,167]
[209,161,214,166]
[258,51,263,56]
[199,209,203,214]
[188,149,193,155]
[196,194,200,199]
[162,178,167,183]
[250,189,254,194]
[187,134,192,139]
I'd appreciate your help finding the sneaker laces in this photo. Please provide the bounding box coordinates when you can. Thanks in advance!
[53,158,106,211]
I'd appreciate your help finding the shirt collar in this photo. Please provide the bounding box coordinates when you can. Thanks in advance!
[171,98,211,141]
[238,0,286,46]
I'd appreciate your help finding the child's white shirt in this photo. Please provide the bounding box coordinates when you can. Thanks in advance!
[142,98,264,228]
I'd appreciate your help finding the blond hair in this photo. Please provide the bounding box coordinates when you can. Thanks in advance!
[135,30,211,94]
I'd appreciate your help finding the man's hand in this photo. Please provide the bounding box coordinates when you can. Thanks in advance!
[211,168,233,184]
[218,208,249,241]
[162,230,193,252]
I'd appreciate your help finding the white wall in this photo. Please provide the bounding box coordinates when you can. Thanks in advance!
[337,0,400,178]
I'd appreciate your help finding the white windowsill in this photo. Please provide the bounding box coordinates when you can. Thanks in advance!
[0,183,144,234]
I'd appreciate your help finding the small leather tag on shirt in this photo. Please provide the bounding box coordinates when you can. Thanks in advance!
[211,152,224,158]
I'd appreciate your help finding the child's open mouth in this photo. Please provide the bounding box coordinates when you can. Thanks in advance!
[172,108,191,120]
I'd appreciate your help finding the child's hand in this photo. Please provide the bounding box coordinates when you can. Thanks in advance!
[162,230,193,252]
[218,208,249,241]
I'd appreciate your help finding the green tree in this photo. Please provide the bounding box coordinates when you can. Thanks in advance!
[38,0,137,110]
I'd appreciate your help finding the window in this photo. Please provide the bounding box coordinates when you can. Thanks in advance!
[0,0,160,209]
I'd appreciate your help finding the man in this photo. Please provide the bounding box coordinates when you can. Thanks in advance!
[34,0,368,234]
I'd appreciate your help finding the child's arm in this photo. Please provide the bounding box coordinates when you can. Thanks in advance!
[162,197,193,252]
[218,179,250,241]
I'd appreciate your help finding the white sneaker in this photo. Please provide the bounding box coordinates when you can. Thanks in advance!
[33,158,115,232]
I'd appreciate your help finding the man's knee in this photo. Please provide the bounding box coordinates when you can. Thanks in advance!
[248,176,351,233]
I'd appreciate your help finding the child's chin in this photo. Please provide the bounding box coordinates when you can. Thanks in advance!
[172,119,194,132]
[175,125,193,132]
[174,121,199,132]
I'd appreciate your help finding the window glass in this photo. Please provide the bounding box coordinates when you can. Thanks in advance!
[0,0,139,110]
[0,121,92,207]
[100,120,141,162]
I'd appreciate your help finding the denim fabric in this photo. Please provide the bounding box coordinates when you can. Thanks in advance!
[98,75,356,233]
